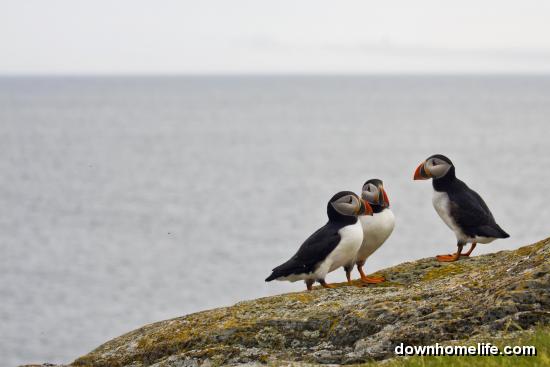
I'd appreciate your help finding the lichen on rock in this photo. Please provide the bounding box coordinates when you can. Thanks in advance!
[60,238,550,367]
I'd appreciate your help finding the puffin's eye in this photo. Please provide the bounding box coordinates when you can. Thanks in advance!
[432,160,438,166]
[348,197,353,204]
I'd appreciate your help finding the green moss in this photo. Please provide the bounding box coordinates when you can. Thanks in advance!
[285,292,316,303]
[372,281,402,288]
[422,263,466,281]
[325,315,342,338]
[516,246,538,257]
[514,238,548,256]
[257,353,270,363]
[72,356,94,366]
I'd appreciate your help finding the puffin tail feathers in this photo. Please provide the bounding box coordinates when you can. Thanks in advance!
[499,227,510,239]
[479,223,510,239]
[265,258,303,282]
[265,273,278,282]
[492,222,510,238]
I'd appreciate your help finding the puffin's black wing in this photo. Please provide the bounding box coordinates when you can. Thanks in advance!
[448,181,509,239]
[265,223,341,281]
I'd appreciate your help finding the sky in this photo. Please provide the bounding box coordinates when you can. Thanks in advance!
[2,0,550,74]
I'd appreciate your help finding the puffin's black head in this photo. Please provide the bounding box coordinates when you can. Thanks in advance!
[414,154,455,180]
[361,179,390,209]
[327,191,373,221]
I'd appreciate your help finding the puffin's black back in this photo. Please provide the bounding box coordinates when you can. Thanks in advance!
[433,167,509,239]
[265,191,359,281]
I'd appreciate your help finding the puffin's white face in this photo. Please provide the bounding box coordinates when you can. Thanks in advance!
[414,155,453,180]
[424,157,452,178]
[331,194,373,216]
[362,183,378,204]
[361,182,390,207]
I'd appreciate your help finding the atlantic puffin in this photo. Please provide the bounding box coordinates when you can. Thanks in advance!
[265,191,373,290]
[414,154,509,262]
[353,179,395,283]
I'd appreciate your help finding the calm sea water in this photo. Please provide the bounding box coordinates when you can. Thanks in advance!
[1,76,549,366]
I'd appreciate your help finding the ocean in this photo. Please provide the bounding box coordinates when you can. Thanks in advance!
[1,75,549,366]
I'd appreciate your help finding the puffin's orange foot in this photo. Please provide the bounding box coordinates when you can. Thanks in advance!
[319,280,336,289]
[460,243,477,257]
[436,254,460,262]
[360,275,385,284]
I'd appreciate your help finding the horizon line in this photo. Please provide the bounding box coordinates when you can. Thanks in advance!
[2,71,550,78]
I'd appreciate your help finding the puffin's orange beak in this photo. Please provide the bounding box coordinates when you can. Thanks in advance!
[381,187,390,207]
[362,199,374,216]
[414,161,431,180]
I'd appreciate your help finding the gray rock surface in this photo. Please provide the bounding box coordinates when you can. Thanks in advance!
[28,238,550,367]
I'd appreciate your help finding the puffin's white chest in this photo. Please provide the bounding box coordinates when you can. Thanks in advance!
[318,221,363,275]
[432,190,465,240]
[357,209,395,261]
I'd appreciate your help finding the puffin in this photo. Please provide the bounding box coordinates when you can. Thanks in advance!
[265,191,373,290]
[353,179,395,283]
[413,154,509,262]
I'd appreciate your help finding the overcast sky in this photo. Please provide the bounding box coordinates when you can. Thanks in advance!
[2,0,550,74]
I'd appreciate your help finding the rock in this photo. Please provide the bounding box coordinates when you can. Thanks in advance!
[64,238,550,366]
